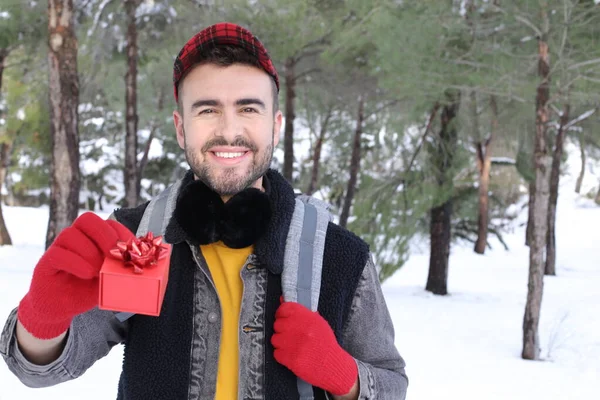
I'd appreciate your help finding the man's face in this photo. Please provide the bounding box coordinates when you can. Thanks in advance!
[173,63,282,196]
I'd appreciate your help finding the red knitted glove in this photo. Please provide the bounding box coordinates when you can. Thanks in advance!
[18,212,135,339]
[271,301,358,396]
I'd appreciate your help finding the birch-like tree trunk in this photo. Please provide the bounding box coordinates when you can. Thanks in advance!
[523,20,552,360]
[46,0,80,249]
[575,132,585,194]
[546,104,570,276]
[124,0,141,207]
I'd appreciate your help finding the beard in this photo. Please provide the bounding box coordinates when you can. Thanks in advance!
[184,129,275,196]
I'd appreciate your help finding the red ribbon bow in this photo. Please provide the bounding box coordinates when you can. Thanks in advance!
[109,232,170,274]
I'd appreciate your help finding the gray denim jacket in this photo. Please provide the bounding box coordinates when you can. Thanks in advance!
[1,247,408,400]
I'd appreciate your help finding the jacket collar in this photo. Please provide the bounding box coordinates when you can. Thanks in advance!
[164,169,295,275]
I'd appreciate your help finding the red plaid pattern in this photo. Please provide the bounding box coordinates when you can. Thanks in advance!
[173,22,279,101]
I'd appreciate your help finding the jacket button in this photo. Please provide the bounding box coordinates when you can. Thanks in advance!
[207,312,219,323]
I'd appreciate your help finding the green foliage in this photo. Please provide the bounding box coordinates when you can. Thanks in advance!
[0,1,45,51]
[3,0,600,282]
[0,46,51,195]
[220,0,334,63]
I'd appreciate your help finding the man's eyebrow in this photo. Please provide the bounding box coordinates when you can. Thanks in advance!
[236,98,266,110]
[190,99,221,111]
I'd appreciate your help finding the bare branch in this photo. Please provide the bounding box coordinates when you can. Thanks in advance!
[581,75,600,84]
[2,60,29,70]
[565,108,598,130]
[87,0,115,37]
[296,48,325,63]
[449,59,493,69]
[367,99,401,117]
[557,0,570,64]
[568,3,600,26]
[300,34,331,53]
[568,58,600,71]
[138,88,165,180]
[403,102,440,178]
[296,68,321,81]
[515,15,542,37]
[444,84,527,103]
[550,104,562,117]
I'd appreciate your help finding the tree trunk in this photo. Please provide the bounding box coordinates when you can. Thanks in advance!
[0,49,13,246]
[426,90,461,295]
[526,181,534,246]
[306,107,333,196]
[474,95,497,254]
[124,0,140,208]
[136,127,155,199]
[339,97,365,228]
[283,57,297,183]
[427,201,452,295]
[3,164,15,206]
[0,142,13,246]
[523,28,551,361]
[136,88,164,200]
[46,0,81,249]
[546,104,569,276]
[575,132,585,194]
[0,48,7,91]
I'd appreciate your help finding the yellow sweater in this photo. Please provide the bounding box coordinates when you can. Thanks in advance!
[200,241,253,400]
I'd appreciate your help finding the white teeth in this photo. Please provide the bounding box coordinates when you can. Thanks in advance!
[214,152,245,159]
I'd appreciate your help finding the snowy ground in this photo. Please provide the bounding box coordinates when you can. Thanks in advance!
[1,145,599,399]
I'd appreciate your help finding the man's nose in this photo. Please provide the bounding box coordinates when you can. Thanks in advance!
[216,110,242,142]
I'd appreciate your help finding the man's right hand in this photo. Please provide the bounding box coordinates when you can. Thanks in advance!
[17,212,134,340]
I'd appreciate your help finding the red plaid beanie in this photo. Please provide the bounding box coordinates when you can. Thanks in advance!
[173,22,279,102]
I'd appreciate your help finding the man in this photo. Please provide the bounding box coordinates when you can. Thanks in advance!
[1,23,408,400]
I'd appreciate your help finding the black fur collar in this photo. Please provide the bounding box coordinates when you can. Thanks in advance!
[165,169,296,274]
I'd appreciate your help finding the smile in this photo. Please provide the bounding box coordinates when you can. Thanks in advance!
[208,149,251,166]
[213,151,246,159]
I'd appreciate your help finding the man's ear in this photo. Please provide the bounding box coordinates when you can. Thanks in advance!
[174,110,185,150]
[273,110,283,147]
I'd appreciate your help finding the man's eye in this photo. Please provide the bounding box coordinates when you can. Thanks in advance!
[242,107,257,113]
[199,109,215,115]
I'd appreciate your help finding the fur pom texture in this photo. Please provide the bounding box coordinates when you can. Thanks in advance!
[172,179,272,248]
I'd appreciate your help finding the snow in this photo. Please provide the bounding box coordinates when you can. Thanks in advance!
[16,109,25,121]
[148,136,164,160]
[82,117,105,127]
[1,142,600,399]
[491,156,517,164]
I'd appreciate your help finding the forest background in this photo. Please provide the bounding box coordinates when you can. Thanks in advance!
[1,0,600,374]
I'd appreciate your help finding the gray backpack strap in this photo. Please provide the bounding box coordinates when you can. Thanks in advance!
[295,194,334,220]
[282,196,331,400]
[114,178,183,323]
[136,178,183,238]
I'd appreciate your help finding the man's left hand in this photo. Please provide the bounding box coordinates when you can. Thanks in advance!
[271,301,358,397]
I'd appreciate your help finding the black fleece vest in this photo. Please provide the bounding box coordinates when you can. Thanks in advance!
[113,170,369,400]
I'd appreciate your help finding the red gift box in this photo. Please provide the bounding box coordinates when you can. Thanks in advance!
[99,233,172,317]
